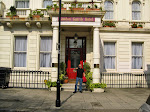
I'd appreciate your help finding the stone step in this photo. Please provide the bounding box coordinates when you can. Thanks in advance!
[61,83,87,91]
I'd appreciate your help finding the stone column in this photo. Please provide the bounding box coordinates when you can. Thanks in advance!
[93,27,100,83]
[51,26,58,82]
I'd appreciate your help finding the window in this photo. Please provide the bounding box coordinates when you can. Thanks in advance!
[132,1,141,20]
[104,1,113,19]
[14,36,27,67]
[104,42,116,69]
[132,43,143,69]
[15,0,29,8]
[40,37,52,67]
[43,0,53,8]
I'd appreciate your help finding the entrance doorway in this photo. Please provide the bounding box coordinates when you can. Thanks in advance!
[66,37,86,79]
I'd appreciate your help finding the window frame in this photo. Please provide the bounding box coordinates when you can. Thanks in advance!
[39,36,52,68]
[15,0,30,8]
[103,42,116,70]
[132,1,141,20]
[43,0,53,8]
[131,42,143,69]
[104,0,114,20]
[14,36,27,68]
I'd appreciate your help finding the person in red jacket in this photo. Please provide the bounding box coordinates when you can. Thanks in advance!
[73,64,85,93]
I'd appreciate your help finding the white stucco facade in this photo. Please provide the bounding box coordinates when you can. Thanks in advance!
[0,0,150,85]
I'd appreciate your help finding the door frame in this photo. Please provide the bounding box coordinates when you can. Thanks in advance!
[65,37,86,78]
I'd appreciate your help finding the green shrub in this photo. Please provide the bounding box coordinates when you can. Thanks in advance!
[59,74,65,81]
[83,62,91,75]
[51,81,57,87]
[89,83,107,91]
[46,5,53,10]
[45,80,51,88]
[60,62,66,74]
[54,4,59,11]
[87,6,91,9]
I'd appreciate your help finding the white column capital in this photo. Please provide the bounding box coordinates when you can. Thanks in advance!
[53,26,58,30]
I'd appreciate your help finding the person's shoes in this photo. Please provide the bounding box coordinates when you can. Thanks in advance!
[79,91,82,93]
[73,91,76,93]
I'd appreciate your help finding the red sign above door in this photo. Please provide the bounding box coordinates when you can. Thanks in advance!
[59,17,95,22]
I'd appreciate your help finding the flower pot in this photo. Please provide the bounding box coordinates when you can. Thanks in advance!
[86,8,100,11]
[105,26,110,27]
[93,88,104,93]
[64,79,69,83]
[72,8,84,11]
[137,27,143,28]
[33,15,40,19]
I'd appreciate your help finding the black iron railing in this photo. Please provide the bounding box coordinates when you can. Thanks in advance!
[9,70,51,89]
[101,73,150,88]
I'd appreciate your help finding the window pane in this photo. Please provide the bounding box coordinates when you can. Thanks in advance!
[40,37,52,67]
[43,0,53,8]
[69,39,82,48]
[104,1,113,19]
[14,53,26,67]
[40,53,51,67]
[132,43,143,56]
[132,1,141,20]
[15,37,27,51]
[104,57,115,69]
[15,0,29,8]
[132,57,142,69]
[104,42,115,55]
[40,37,52,51]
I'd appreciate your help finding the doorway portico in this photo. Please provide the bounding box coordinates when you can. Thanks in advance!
[50,11,105,83]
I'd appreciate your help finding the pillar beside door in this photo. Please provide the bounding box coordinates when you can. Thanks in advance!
[93,27,100,83]
[51,26,58,82]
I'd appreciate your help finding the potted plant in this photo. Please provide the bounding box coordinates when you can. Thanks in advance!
[71,3,84,11]
[103,21,116,27]
[45,80,61,91]
[64,76,69,83]
[90,83,107,92]
[131,23,137,28]
[6,6,19,19]
[51,81,57,91]
[46,5,53,11]
[138,24,143,28]
[59,74,65,84]
[86,4,100,11]
[29,10,44,20]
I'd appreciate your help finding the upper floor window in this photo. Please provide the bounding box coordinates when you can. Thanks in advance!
[40,37,52,67]
[43,0,53,8]
[15,0,29,8]
[104,42,116,69]
[104,1,113,19]
[132,1,141,20]
[14,36,27,67]
[132,42,143,69]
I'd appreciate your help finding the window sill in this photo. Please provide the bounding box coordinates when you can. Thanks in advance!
[131,69,144,73]
[39,67,52,71]
[103,69,117,72]
[13,67,27,70]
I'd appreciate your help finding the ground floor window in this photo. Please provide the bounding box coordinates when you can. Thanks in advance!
[14,36,27,67]
[104,42,116,69]
[132,42,143,69]
[40,36,52,67]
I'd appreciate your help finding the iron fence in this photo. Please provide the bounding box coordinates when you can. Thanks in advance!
[101,73,150,88]
[9,70,51,89]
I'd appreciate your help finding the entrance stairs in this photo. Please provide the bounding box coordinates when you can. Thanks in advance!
[61,79,87,91]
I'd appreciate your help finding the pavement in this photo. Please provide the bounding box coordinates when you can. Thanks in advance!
[0,88,150,112]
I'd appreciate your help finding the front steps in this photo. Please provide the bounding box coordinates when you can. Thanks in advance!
[61,79,87,91]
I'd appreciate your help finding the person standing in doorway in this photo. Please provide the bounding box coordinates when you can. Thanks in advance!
[73,64,85,93]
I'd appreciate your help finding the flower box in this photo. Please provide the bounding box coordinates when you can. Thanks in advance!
[72,8,84,11]
[93,88,104,93]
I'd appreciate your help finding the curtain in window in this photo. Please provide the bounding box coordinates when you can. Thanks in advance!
[132,1,141,20]
[104,1,113,19]
[40,37,52,67]
[15,0,29,8]
[132,43,143,69]
[104,42,115,69]
[14,37,27,67]
[43,0,53,8]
